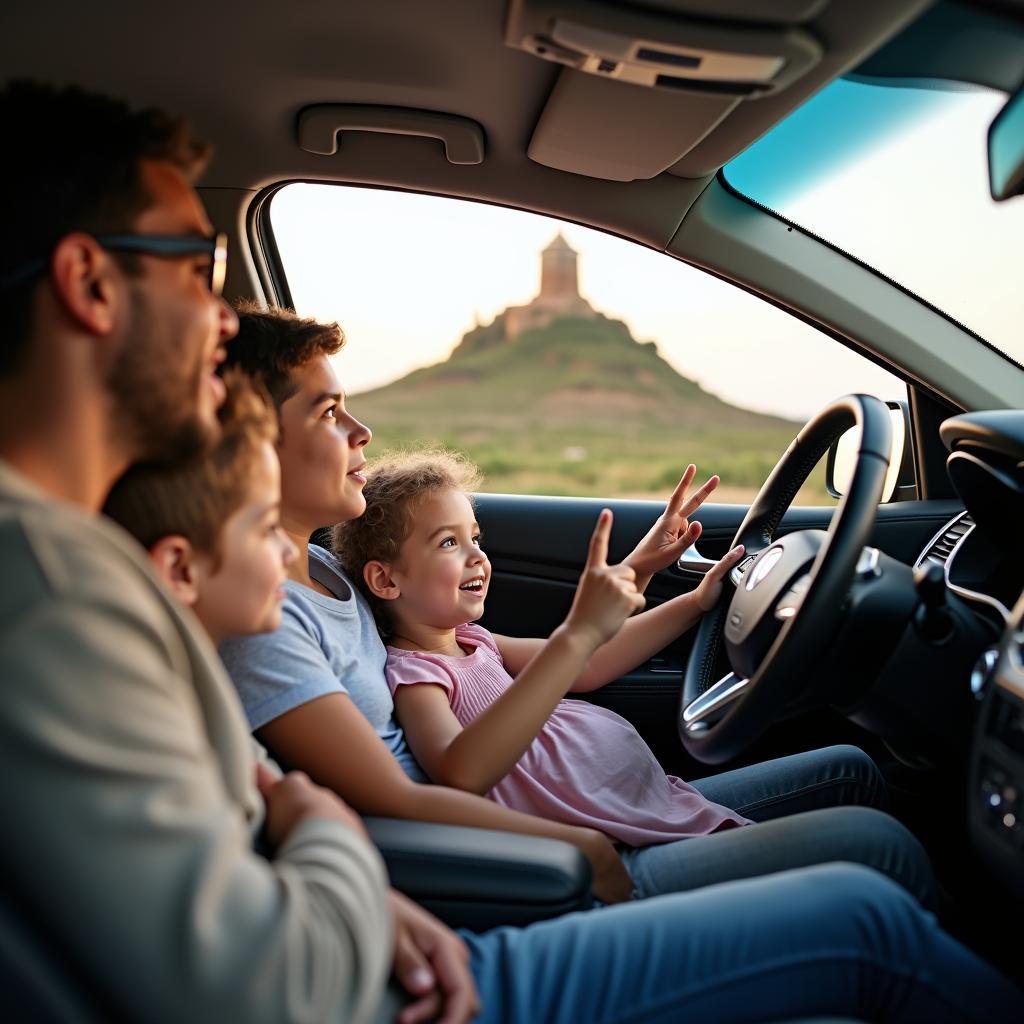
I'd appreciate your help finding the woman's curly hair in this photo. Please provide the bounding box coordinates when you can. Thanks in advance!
[332,449,482,639]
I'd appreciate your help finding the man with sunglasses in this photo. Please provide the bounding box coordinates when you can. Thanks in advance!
[1,79,1021,1024]
[0,81,400,1021]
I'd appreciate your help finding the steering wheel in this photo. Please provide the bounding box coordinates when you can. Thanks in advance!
[679,394,893,764]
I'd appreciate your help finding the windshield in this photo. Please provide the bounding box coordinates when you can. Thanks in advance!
[723,77,1024,366]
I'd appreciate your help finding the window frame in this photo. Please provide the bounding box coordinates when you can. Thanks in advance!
[250,177,947,503]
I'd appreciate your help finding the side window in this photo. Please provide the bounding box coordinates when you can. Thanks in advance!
[270,184,906,505]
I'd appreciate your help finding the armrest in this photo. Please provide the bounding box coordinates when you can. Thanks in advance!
[364,817,593,931]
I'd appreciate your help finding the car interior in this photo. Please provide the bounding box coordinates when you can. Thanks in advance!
[5,0,1024,1003]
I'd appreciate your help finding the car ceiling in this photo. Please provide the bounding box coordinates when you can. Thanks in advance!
[2,0,1023,253]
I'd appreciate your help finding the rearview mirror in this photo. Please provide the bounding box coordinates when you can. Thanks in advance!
[988,83,1024,201]
[826,400,913,503]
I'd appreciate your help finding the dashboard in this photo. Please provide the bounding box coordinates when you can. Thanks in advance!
[935,412,1024,898]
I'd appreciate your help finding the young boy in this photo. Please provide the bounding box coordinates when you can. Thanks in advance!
[103,369,298,646]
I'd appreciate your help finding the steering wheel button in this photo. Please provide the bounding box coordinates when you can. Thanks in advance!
[729,611,743,627]
[730,556,756,587]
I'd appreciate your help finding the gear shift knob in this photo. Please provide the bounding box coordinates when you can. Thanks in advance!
[914,562,947,605]
[913,562,953,642]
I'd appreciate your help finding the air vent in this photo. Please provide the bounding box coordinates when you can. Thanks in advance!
[917,512,975,571]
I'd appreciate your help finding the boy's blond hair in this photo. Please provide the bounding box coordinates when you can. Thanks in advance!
[104,369,277,564]
[332,449,482,638]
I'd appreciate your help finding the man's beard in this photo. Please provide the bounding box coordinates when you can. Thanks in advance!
[106,285,219,466]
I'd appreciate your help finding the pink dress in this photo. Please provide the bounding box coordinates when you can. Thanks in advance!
[385,623,751,846]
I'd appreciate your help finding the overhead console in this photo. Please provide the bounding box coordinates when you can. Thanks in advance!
[506,0,823,97]
[504,0,932,180]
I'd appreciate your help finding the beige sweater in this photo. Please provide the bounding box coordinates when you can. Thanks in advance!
[0,460,392,1023]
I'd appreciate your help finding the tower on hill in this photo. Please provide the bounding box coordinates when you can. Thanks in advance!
[505,232,597,338]
[540,232,579,301]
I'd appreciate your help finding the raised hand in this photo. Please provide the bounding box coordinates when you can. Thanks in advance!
[625,464,721,590]
[566,509,646,649]
[694,543,746,612]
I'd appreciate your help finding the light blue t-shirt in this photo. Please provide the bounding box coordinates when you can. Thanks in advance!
[220,544,426,783]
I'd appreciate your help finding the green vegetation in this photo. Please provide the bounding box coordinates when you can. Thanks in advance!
[352,315,832,503]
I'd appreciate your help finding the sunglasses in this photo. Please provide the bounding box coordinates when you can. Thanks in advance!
[0,231,229,296]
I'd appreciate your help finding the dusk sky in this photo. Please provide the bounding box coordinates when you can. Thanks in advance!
[271,82,1022,422]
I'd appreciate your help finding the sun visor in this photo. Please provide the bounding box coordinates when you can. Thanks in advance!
[506,0,930,181]
[525,71,739,183]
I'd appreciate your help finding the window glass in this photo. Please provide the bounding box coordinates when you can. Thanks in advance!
[724,78,1024,367]
[271,183,906,503]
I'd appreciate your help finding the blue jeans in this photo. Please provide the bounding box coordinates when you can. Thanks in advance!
[620,745,937,908]
[691,743,888,819]
[462,862,1022,1023]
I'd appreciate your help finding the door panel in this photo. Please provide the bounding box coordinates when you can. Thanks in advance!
[475,493,964,773]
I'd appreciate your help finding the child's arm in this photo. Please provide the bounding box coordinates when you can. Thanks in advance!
[258,688,634,903]
[570,541,743,691]
[496,542,745,692]
[395,509,643,797]
[621,464,721,593]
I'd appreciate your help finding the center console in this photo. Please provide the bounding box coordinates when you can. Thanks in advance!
[970,591,1024,897]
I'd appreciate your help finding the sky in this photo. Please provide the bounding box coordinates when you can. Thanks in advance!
[733,81,1024,362]
[270,80,1024,422]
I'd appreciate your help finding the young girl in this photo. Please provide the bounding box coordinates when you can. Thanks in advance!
[222,305,935,911]
[333,449,755,849]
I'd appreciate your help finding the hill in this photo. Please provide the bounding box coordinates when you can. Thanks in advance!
[351,314,820,500]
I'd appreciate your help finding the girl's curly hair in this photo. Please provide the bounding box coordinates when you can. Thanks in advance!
[332,449,482,639]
